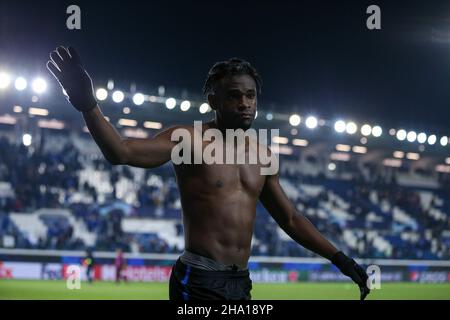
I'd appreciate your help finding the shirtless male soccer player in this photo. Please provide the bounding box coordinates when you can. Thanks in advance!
[46,46,371,300]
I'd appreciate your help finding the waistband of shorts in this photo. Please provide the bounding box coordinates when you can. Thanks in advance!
[176,258,250,278]
[180,249,248,272]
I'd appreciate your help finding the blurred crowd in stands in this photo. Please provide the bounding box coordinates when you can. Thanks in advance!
[0,133,449,260]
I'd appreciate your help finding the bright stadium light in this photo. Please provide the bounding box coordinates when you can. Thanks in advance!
[361,124,372,136]
[112,90,124,103]
[345,122,357,135]
[334,120,346,133]
[305,116,318,129]
[96,88,108,101]
[372,126,382,137]
[440,136,448,146]
[417,132,427,144]
[14,77,27,91]
[199,103,210,114]
[133,93,145,105]
[165,98,176,109]
[289,114,301,126]
[0,72,11,89]
[266,113,273,121]
[396,129,407,141]
[32,78,47,94]
[22,133,32,146]
[427,134,437,145]
[180,100,191,112]
[407,131,417,143]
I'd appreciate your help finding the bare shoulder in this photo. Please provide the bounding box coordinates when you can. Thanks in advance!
[154,124,195,139]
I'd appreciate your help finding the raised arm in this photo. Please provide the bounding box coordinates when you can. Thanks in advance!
[259,173,370,300]
[46,46,175,168]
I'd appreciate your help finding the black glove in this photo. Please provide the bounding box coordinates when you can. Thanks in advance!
[46,46,97,112]
[331,251,371,300]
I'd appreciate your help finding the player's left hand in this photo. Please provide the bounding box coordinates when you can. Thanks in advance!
[331,251,371,300]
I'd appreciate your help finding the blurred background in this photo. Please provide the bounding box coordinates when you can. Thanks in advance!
[0,0,449,299]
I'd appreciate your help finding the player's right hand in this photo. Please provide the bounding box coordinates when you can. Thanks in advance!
[46,46,97,112]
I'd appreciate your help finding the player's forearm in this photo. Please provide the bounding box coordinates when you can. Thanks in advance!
[282,213,339,260]
[82,105,128,164]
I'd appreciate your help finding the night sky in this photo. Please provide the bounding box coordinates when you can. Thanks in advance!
[1,0,450,131]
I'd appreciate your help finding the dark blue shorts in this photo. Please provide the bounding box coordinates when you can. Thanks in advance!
[169,259,252,301]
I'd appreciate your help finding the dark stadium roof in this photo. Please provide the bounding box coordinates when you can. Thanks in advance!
[1,0,450,130]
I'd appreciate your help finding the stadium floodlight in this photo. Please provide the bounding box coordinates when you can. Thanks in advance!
[32,78,47,94]
[292,138,308,146]
[352,146,367,154]
[334,120,346,133]
[28,107,49,116]
[289,114,301,126]
[345,122,357,135]
[118,118,137,127]
[0,72,11,89]
[336,144,351,152]
[165,97,176,109]
[22,133,32,146]
[14,77,27,91]
[143,121,163,129]
[305,116,318,129]
[427,134,437,145]
[123,107,130,114]
[266,113,273,121]
[393,151,405,159]
[407,131,417,143]
[372,126,382,137]
[440,136,448,146]
[396,129,407,141]
[133,93,145,106]
[199,103,210,114]
[272,136,289,144]
[112,90,124,103]
[96,88,108,101]
[180,100,191,112]
[417,132,427,144]
[328,162,336,171]
[361,124,372,136]
[406,152,420,160]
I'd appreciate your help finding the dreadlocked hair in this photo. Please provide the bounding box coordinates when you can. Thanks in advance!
[202,58,263,97]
